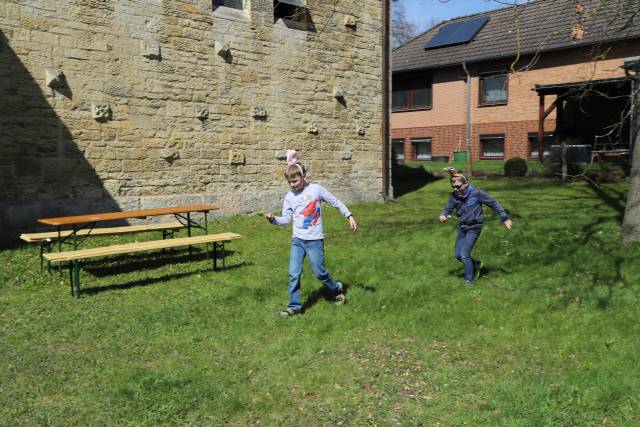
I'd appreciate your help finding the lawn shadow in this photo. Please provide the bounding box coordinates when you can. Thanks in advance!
[583,180,626,223]
[83,248,239,276]
[509,204,632,309]
[81,269,217,296]
[392,164,442,198]
[80,259,250,296]
[479,266,510,279]
[445,266,510,281]
[301,281,375,313]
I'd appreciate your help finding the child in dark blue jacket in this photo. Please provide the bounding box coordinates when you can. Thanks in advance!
[439,172,512,286]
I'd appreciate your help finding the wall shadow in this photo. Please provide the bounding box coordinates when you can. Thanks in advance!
[0,30,119,245]
[391,163,443,198]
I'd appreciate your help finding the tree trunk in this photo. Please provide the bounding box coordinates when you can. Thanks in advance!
[621,85,640,244]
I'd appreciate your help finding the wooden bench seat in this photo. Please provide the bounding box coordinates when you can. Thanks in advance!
[20,221,186,242]
[44,232,241,298]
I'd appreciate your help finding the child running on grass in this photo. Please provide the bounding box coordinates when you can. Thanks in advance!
[265,150,358,317]
[439,171,512,286]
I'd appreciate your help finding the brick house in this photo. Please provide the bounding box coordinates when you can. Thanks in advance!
[391,0,640,163]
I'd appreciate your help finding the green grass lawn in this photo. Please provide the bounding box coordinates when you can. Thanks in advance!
[2,177,640,425]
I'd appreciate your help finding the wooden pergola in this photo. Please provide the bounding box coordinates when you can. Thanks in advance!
[533,77,632,163]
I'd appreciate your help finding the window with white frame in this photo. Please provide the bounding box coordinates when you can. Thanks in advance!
[412,137,432,160]
[480,134,505,159]
[479,72,508,105]
[392,139,405,161]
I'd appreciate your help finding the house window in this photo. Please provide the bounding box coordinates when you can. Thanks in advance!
[274,0,313,30]
[528,132,554,158]
[213,0,243,9]
[480,134,505,159]
[392,72,432,111]
[479,72,508,105]
[412,137,432,160]
[392,139,405,161]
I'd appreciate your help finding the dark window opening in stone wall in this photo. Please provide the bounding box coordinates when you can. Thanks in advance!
[274,0,316,31]
[213,0,243,10]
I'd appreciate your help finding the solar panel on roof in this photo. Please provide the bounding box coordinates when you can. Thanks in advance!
[425,16,489,50]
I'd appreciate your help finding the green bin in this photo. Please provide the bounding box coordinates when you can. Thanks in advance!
[453,151,468,162]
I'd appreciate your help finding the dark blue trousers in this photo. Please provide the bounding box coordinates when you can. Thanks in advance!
[455,227,482,282]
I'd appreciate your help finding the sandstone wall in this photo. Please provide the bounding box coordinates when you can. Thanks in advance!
[0,0,383,240]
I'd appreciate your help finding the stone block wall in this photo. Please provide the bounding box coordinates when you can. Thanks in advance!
[0,0,384,240]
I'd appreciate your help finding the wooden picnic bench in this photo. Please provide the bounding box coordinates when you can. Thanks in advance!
[44,232,242,298]
[34,204,218,270]
[21,221,186,271]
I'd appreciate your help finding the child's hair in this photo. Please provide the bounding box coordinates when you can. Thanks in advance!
[284,163,306,180]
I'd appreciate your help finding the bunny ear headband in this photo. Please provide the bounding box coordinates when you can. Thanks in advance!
[286,149,305,176]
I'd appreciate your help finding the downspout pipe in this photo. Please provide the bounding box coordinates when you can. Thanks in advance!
[381,0,392,200]
[462,61,474,178]
[631,78,636,150]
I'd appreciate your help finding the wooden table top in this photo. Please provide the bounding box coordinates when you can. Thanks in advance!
[38,204,218,226]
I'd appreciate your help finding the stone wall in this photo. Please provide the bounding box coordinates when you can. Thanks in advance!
[0,0,383,241]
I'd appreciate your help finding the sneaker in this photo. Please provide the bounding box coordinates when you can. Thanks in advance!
[464,280,474,287]
[278,308,299,317]
[334,282,346,305]
[473,260,483,281]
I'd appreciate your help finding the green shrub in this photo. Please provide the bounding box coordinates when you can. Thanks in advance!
[504,156,528,177]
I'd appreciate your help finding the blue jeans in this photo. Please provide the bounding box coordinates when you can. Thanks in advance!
[455,227,482,282]
[287,237,341,312]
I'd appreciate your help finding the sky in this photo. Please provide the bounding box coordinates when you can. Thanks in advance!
[398,0,528,33]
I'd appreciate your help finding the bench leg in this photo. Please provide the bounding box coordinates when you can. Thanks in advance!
[211,242,226,272]
[42,240,53,274]
[69,261,81,299]
[68,262,74,296]
[221,242,226,270]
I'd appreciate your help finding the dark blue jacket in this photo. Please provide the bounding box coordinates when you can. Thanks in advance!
[440,184,509,229]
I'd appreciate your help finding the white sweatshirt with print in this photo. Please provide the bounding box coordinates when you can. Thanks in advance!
[272,183,352,240]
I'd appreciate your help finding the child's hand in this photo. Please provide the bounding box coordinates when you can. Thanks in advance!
[439,215,448,223]
[503,219,513,230]
[264,213,275,223]
[348,215,358,232]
